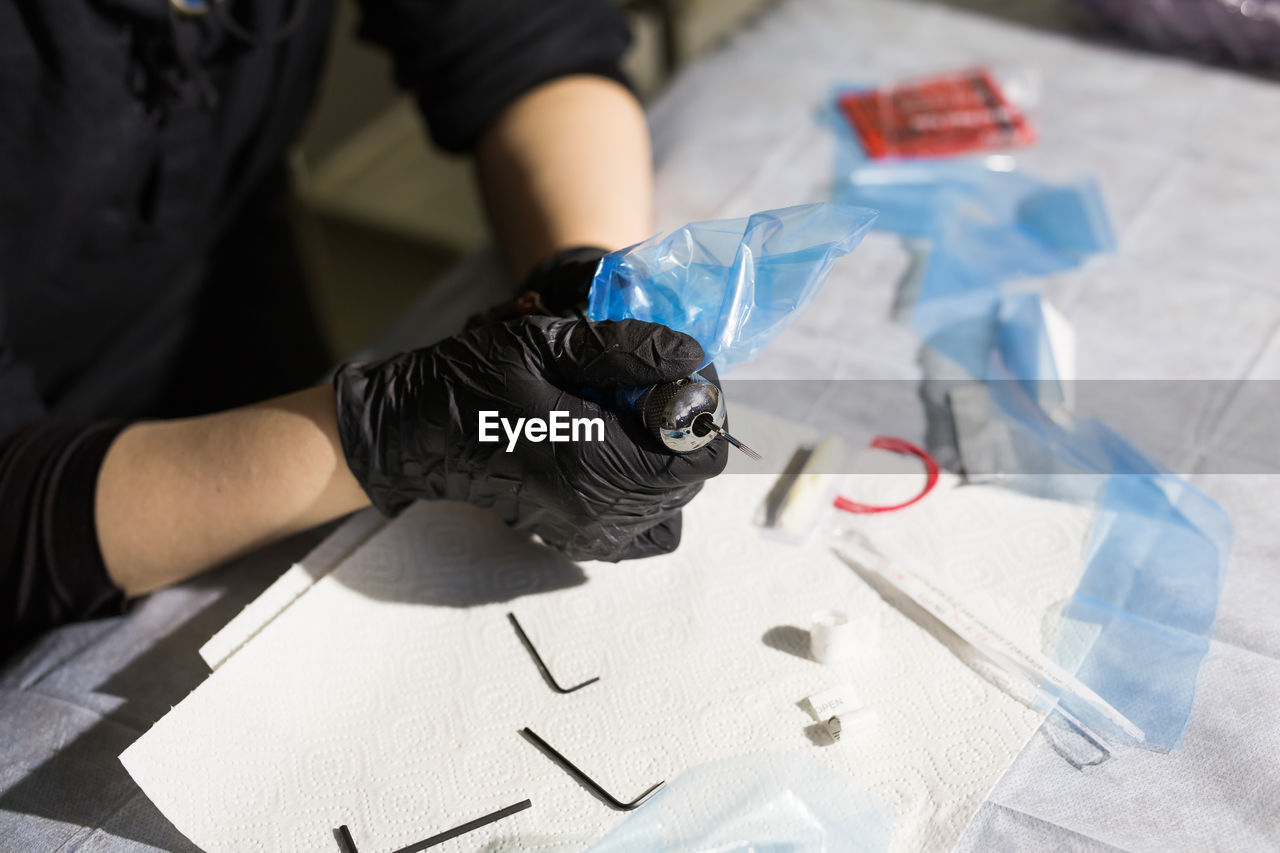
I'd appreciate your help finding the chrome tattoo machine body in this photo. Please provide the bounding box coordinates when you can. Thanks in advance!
[633,373,761,459]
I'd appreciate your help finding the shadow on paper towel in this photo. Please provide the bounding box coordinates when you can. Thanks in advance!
[317,501,589,608]
[762,624,812,662]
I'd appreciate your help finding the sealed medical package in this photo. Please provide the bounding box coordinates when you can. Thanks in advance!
[836,68,1038,159]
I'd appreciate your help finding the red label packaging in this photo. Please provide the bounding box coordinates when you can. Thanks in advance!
[838,68,1036,159]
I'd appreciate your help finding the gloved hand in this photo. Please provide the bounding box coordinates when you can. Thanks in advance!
[334,316,728,561]
[467,246,608,328]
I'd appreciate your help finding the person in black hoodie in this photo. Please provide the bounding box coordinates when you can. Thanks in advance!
[0,0,726,660]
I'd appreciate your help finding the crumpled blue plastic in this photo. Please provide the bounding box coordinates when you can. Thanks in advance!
[586,753,891,853]
[924,287,1231,749]
[1069,471,1230,747]
[838,158,1112,252]
[588,203,878,370]
[825,88,1113,334]
[843,159,1114,333]
[828,119,1230,748]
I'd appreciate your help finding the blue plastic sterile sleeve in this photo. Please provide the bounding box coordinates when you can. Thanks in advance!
[588,203,878,370]
[586,753,891,853]
[826,106,1229,748]
[927,290,1231,749]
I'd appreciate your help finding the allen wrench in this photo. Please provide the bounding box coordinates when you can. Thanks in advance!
[390,800,532,853]
[334,825,359,853]
[333,800,532,853]
[520,727,664,811]
[508,612,599,694]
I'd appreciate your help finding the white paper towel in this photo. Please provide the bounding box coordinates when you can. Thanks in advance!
[121,469,1093,853]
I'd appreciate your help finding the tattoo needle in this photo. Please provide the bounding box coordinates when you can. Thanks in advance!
[701,419,762,461]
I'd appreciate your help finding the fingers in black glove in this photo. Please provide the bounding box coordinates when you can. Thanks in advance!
[466,246,609,330]
[335,315,728,562]
[521,246,610,314]
[528,317,704,388]
[614,513,684,561]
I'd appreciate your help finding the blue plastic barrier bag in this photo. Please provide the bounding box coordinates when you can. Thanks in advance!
[825,84,1113,269]
[1067,470,1230,747]
[823,110,1226,747]
[927,289,1231,748]
[588,203,878,369]
[838,158,1112,251]
[587,753,891,853]
[840,159,1115,321]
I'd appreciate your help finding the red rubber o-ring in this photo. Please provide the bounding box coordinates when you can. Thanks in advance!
[833,435,939,515]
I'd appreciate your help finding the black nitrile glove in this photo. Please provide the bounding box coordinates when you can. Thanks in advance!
[334,317,728,562]
[467,246,608,328]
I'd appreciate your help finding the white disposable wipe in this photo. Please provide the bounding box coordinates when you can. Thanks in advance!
[120,470,1094,853]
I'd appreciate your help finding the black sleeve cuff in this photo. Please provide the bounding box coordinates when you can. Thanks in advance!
[1,421,129,660]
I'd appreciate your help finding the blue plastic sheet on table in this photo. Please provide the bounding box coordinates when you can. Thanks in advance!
[587,203,878,370]
[1067,471,1230,748]
[841,159,1114,333]
[836,157,1112,253]
[825,85,1112,256]
[927,290,1071,408]
[822,93,1228,748]
[586,752,892,853]
[926,289,1231,749]
[825,86,1114,320]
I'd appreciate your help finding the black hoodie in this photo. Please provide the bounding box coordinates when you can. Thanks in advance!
[0,0,630,659]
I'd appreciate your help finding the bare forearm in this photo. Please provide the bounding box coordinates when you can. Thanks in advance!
[95,385,368,597]
[92,78,652,597]
[476,74,653,278]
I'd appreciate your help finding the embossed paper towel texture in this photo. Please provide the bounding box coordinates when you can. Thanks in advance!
[120,473,1092,852]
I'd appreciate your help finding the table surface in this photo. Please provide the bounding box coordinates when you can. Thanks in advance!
[4,0,1280,849]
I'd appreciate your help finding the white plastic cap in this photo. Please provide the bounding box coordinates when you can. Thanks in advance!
[809,609,876,664]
